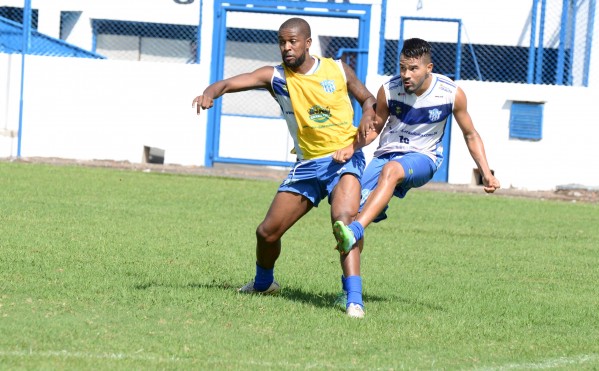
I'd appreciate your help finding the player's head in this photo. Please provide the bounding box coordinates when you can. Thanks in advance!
[278,17,312,69]
[401,38,432,63]
[399,38,433,95]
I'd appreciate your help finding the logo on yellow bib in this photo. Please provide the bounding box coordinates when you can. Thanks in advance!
[308,105,332,123]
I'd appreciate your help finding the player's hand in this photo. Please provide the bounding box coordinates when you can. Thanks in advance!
[357,118,376,139]
[333,145,354,163]
[483,174,501,193]
[192,94,214,115]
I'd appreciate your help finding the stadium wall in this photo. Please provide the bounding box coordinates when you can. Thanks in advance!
[0,53,206,166]
[0,0,597,191]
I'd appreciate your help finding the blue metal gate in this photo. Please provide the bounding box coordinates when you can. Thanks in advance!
[205,0,371,168]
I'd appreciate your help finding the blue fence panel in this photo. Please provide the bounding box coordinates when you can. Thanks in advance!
[1,16,104,58]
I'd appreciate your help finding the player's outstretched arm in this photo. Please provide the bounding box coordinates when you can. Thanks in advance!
[192,66,274,115]
[453,87,500,193]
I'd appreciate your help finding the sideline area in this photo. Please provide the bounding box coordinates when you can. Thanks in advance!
[3,156,598,204]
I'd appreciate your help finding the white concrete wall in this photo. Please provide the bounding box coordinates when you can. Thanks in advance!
[0,54,206,166]
[448,81,598,191]
[1,0,597,191]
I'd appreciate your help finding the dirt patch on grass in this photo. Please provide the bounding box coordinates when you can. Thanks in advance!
[6,156,599,204]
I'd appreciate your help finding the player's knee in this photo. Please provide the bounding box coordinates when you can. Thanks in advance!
[256,223,281,244]
[380,162,405,185]
[331,214,356,227]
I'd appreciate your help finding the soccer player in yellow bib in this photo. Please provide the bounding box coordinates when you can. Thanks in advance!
[192,17,376,318]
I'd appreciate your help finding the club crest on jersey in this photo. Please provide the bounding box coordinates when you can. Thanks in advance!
[388,100,402,117]
[320,80,336,93]
[428,108,442,122]
[308,105,331,123]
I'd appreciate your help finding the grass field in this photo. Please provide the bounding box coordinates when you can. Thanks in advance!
[1,162,598,370]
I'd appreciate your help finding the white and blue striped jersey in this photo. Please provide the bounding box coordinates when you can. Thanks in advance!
[374,73,458,168]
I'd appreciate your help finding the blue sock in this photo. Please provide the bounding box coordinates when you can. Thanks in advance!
[345,275,363,308]
[253,263,274,292]
[341,275,347,292]
[348,221,365,241]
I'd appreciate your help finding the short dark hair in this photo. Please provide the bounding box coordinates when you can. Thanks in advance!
[401,38,432,61]
[279,17,311,38]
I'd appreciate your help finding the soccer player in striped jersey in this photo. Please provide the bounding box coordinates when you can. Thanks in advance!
[333,38,501,253]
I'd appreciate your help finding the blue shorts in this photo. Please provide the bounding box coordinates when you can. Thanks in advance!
[278,150,365,207]
[360,152,436,221]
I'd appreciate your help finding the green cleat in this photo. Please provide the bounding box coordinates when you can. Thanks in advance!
[333,221,356,254]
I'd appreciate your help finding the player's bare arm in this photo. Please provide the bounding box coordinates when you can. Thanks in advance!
[453,87,500,193]
[192,66,274,115]
[341,61,376,139]
[372,85,389,137]
[332,87,386,164]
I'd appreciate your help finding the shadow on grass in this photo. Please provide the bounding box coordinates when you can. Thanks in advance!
[278,286,387,309]
[134,280,444,311]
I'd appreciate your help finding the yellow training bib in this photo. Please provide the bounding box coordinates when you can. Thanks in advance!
[283,57,356,159]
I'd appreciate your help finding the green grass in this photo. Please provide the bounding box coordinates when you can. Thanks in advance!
[1,162,598,370]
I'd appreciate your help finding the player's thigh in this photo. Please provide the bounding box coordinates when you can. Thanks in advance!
[259,191,313,238]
